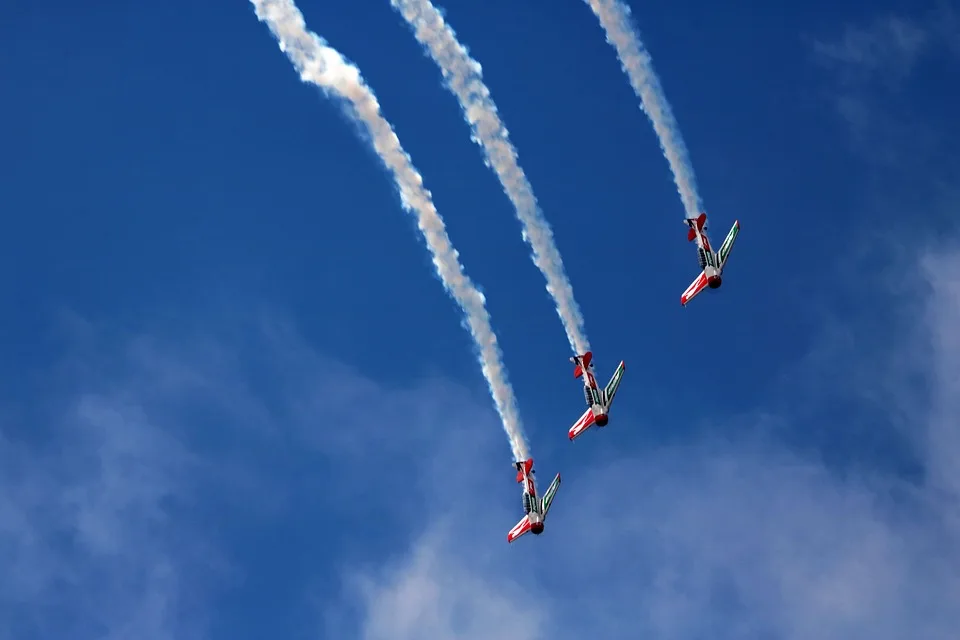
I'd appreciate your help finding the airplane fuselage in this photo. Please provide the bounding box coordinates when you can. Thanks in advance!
[567,352,625,439]
[680,213,739,307]
[583,382,608,426]
[517,464,545,534]
[508,459,561,542]
[690,224,723,288]
[525,501,545,534]
[576,357,608,426]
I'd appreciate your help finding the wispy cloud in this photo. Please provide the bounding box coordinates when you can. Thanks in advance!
[813,15,930,87]
[331,243,960,639]
[0,336,232,640]
[346,525,544,640]
[920,248,960,503]
[0,309,524,640]
[7,244,959,639]
[812,6,960,166]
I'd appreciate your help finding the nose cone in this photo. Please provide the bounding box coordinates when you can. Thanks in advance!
[708,275,722,289]
[531,522,545,535]
[595,414,609,427]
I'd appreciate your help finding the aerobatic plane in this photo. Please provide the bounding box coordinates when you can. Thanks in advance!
[506,458,561,543]
[567,351,626,441]
[680,212,740,306]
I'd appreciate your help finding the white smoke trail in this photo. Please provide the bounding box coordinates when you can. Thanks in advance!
[391,0,591,356]
[249,0,530,461]
[584,0,704,219]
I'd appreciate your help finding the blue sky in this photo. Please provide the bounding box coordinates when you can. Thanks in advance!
[2,0,959,638]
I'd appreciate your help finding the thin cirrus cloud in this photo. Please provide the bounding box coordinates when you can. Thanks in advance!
[0,345,227,640]
[334,244,960,640]
[3,252,959,640]
[0,311,515,640]
[811,7,960,164]
[812,5,959,85]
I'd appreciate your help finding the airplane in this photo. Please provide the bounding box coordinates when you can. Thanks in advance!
[680,212,740,306]
[567,351,626,441]
[506,458,561,543]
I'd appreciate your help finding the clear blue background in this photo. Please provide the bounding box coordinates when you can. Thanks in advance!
[2,1,958,638]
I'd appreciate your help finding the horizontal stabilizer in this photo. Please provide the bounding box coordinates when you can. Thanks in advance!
[515,458,534,482]
[572,351,593,378]
[685,212,707,241]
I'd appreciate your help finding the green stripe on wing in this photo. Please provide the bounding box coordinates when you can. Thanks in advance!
[603,361,625,408]
[718,221,740,267]
[540,473,561,517]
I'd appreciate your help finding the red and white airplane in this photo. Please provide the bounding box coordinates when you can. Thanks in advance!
[680,212,740,306]
[506,458,561,543]
[567,352,626,441]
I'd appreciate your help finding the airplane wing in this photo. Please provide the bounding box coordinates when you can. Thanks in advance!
[718,220,740,269]
[680,271,709,306]
[507,515,532,543]
[540,473,561,517]
[602,361,626,410]
[568,408,596,441]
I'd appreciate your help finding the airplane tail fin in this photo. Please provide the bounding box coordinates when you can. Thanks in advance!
[572,351,593,378]
[515,458,534,482]
[685,212,707,240]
